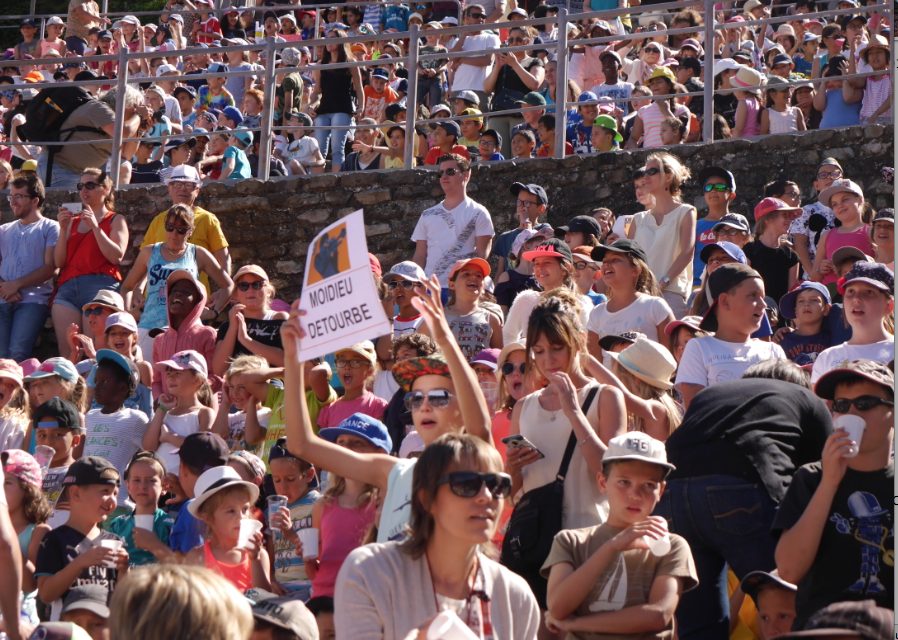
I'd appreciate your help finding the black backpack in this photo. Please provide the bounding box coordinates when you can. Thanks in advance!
[18,86,107,182]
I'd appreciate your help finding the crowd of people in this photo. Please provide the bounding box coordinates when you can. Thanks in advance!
[0,0,892,188]
[0,125,892,640]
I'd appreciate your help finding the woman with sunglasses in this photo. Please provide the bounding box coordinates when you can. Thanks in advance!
[335,433,539,638]
[283,274,493,543]
[121,204,233,357]
[626,152,696,318]
[212,265,288,377]
[52,168,129,361]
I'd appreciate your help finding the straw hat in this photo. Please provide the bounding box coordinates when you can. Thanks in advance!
[606,337,677,390]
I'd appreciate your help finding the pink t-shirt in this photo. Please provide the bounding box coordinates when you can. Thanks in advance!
[316,390,388,429]
[822,224,875,284]
[311,499,377,597]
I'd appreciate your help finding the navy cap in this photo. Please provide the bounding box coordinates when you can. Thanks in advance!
[319,413,392,454]
[712,213,751,233]
[558,215,601,237]
[700,263,763,331]
[838,262,894,295]
[33,397,81,430]
[510,182,548,204]
[173,85,197,99]
[591,239,648,264]
[698,166,736,190]
[221,105,243,125]
[177,432,228,472]
[436,120,461,138]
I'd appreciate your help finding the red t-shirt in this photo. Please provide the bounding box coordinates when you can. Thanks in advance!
[423,144,471,166]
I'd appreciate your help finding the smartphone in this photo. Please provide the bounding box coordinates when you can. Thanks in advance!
[501,434,545,458]
[61,202,82,215]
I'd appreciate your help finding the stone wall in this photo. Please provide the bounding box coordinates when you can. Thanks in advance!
[44,124,894,302]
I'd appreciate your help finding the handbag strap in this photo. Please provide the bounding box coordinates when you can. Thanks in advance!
[554,385,600,482]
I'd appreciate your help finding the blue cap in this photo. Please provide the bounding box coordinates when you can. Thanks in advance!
[578,91,598,103]
[319,413,392,454]
[96,349,139,387]
[24,357,79,384]
[222,105,243,125]
[371,68,389,80]
[208,62,228,73]
[699,240,747,265]
[233,128,253,146]
[778,281,831,320]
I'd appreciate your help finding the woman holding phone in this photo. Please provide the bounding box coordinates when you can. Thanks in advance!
[52,167,129,360]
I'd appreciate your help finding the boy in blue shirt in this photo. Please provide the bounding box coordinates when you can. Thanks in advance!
[221,129,253,181]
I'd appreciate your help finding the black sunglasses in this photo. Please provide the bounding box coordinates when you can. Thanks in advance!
[832,395,893,413]
[84,307,109,316]
[633,166,661,180]
[501,362,526,376]
[438,471,512,498]
[468,12,485,19]
[703,183,731,192]
[165,223,191,235]
[387,280,417,290]
[236,281,265,291]
[404,388,453,411]
[439,167,462,177]
[77,181,101,191]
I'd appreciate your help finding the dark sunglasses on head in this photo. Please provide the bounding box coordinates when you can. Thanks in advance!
[165,223,190,235]
[404,388,453,411]
[501,361,526,376]
[703,183,731,192]
[387,280,417,290]
[236,281,265,291]
[77,181,101,191]
[832,395,893,413]
[438,471,512,498]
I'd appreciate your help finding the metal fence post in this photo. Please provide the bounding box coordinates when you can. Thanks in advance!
[257,38,278,182]
[403,24,420,170]
[553,8,569,159]
[702,0,715,143]
[110,46,130,191]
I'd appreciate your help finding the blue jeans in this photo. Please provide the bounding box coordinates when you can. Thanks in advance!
[314,112,353,168]
[654,475,778,640]
[53,274,120,312]
[0,302,49,361]
[37,153,83,190]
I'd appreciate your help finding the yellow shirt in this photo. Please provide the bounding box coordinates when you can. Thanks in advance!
[140,206,229,292]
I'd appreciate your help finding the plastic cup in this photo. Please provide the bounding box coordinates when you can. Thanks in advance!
[426,610,479,640]
[481,381,498,411]
[33,445,55,475]
[267,495,288,520]
[297,527,319,559]
[238,519,263,549]
[99,538,123,567]
[643,518,671,557]
[134,515,154,531]
[834,414,866,458]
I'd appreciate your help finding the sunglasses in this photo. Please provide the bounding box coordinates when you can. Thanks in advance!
[704,183,731,192]
[335,358,369,370]
[468,12,485,19]
[439,167,462,177]
[387,280,417,290]
[77,181,101,191]
[404,388,453,411]
[438,471,512,499]
[501,361,526,376]
[236,281,265,291]
[633,167,661,179]
[165,223,191,235]
[84,307,109,316]
[832,395,893,413]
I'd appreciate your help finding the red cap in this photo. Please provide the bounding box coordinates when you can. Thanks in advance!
[754,197,801,222]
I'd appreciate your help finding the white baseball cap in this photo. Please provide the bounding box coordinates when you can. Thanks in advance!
[385,261,426,283]
[602,432,676,474]
[166,164,201,184]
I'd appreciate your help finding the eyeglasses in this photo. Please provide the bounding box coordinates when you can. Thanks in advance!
[439,167,462,177]
[335,358,369,370]
[169,180,198,189]
[236,281,265,292]
[404,388,453,411]
[817,169,842,179]
[516,199,538,208]
[165,223,191,235]
[832,395,893,413]
[574,261,597,270]
[437,471,512,499]
[501,361,526,376]
[634,166,661,179]
[703,183,731,192]
[6,194,34,202]
[77,181,101,191]
[387,280,417,290]
[84,307,109,316]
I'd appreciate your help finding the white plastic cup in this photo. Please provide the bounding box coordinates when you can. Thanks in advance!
[238,518,263,549]
[33,445,55,475]
[644,518,671,556]
[297,527,319,559]
[481,381,498,411]
[99,539,123,567]
[134,515,154,531]
[835,414,866,458]
[61,202,82,215]
[426,610,479,640]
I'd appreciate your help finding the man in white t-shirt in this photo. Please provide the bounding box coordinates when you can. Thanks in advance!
[449,5,501,103]
[676,263,786,409]
[411,154,494,294]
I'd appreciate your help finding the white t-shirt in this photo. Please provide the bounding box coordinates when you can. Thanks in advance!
[810,340,895,383]
[286,137,322,167]
[83,408,149,506]
[411,197,494,286]
[503,289,592,345]
[372,370,400,403]
[587,294,672,343]
[675,336,787,388]
[450,32,501,92]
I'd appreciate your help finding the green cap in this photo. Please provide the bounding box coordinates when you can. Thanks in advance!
[594,114,622,143]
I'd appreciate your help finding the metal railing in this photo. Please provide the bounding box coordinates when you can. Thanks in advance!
[0,0,891,189]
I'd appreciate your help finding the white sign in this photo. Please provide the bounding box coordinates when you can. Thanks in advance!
[298,210,390,361]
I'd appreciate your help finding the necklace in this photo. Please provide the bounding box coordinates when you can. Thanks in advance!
[426,554,493,639]
[162,244,187,260]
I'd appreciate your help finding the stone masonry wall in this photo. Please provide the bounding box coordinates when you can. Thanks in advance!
[43,125,893,302]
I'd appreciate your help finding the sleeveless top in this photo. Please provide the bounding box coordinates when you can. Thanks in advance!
[318,68,356,115]
[741,96,760,137]
[139,243,199,330]
[57,211,122,286]
[156,411,202,475]
[820,88,862,129]
[822,225,875,284]
[518,384,609,530]
[378,457,417,543]
[18,524,39,624]
[311,499,377,597]
[630,203,695,299]
[768,107,799,134]
[204,540,252,592]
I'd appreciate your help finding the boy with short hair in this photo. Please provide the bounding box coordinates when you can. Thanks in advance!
[695,167,738,285]
[458,108,484,155]
[36,456,128,621]
[739,570,797,640]
[777,281,836,366]
[774,360,894,627]
[477,128,504,163]
[542,432,698,637]
[220,129,253,181]
[36,398,83,529]
[591,50,634,116]
[675,264,787,409]
[59,583,111,640]
[536,114,574,157]
[590,115,622,153]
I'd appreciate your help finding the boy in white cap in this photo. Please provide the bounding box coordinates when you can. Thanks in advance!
[542,432,698,638]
